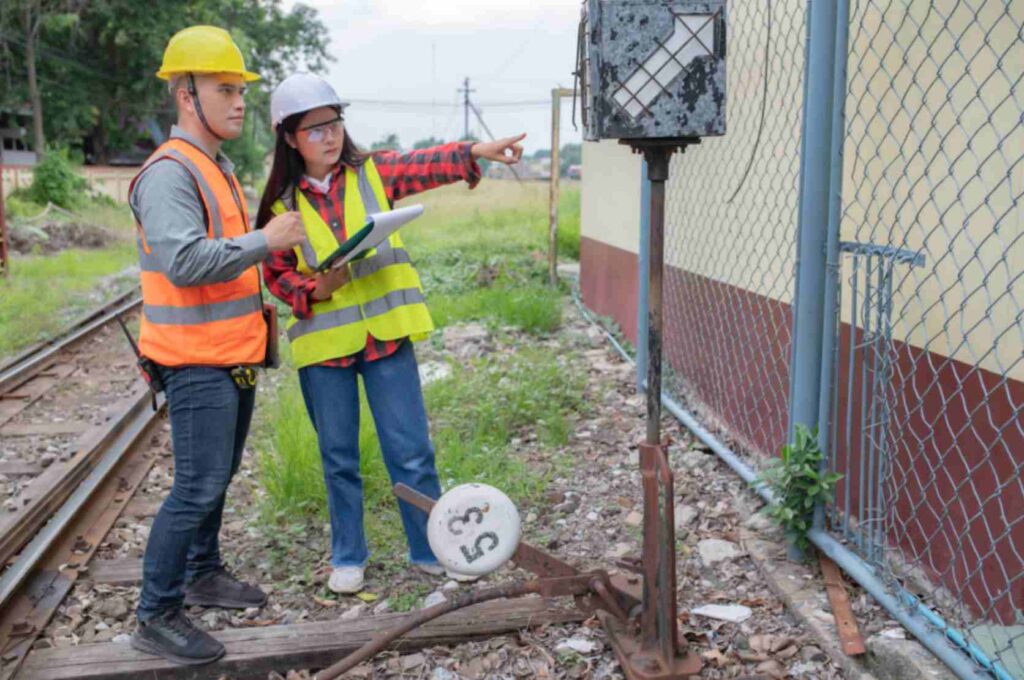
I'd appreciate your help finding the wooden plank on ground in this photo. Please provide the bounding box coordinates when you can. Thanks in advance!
[84,558,142,585]
[19,598,587,680]
[0,421,90,437]
[819,554,867,656]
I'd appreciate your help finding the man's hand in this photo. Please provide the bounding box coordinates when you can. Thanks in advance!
[471,133,526,165]
[262,212,305,251]
[311,263,351,301]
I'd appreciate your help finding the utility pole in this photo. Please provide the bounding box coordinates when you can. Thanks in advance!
[548,88,575,286]
[458,77,475,140]
[0,149,8,278]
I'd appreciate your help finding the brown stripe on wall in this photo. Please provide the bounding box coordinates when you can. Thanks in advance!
[582,235,1023,624]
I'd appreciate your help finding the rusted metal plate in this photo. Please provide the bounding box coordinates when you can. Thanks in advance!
[819,554,867,656]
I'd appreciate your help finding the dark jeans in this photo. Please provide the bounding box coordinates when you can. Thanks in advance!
[298,341,441,567]
[136,366,254,622]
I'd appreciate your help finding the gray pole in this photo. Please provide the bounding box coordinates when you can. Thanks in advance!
[788,0,841,440]
[814,0,852,530]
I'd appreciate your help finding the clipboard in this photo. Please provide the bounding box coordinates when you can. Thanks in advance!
[315,204,424,273]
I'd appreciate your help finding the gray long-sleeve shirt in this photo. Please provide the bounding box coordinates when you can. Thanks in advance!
[129,126,268,287]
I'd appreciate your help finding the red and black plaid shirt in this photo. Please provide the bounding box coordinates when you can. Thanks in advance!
[263,142,481,367]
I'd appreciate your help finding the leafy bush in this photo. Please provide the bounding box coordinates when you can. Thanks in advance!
[757,425,842,552]
[26,147,88,209]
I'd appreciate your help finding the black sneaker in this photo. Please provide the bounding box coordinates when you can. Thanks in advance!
[184,568,268,609]
[131,609,225,665]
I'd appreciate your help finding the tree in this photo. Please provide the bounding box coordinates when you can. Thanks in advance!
[559,142,581,176]
[412,136,443,150]
[5,0,82,156]
[371,133,401,151]
[0,0,332,168]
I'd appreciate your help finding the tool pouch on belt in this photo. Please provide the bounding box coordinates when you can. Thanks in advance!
[230,366,258,390]
[262,303,280,369]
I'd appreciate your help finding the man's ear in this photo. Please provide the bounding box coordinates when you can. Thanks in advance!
[176,87,195,116]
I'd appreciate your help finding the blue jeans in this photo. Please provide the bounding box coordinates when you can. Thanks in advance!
[298,341,441,567]
[137,366,254,621]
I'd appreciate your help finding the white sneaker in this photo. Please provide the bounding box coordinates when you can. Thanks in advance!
[445,569,481,583]
[415,563,445,576]
[328,566,365,594]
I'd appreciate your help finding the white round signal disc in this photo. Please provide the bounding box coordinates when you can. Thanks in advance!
[427,484,521,576]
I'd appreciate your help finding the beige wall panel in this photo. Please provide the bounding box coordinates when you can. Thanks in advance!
[840,1,1023,380]
[581,140,643,254]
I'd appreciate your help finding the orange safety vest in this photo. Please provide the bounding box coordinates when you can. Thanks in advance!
[130,138,266,367]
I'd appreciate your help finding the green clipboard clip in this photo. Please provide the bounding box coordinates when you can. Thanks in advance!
[315,221,374,273]
[314,204,425,274]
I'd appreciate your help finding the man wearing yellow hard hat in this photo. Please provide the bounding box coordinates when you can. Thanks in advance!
[128,26,304,665]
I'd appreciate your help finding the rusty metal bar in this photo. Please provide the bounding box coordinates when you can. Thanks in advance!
[613,138,701,680]
[315,572,623,680]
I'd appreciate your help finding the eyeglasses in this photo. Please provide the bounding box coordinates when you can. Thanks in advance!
[299,116,344,143]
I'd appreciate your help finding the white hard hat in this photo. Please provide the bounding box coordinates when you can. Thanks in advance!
[270,73,349,130]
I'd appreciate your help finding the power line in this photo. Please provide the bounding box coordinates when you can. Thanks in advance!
[345,97,549,109]
[458,77,475,140]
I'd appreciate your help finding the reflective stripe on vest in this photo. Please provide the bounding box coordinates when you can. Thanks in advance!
[145,293,261,325]
[287,286,425,341]
[130,138,266,367]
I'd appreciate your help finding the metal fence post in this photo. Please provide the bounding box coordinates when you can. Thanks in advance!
[812,0,851,533]
[637,158,650,391]
[788,0,841,440]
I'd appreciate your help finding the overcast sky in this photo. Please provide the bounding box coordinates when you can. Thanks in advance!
[281,0,584,153]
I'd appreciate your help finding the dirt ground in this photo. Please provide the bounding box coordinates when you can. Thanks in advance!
[36,298,866,679]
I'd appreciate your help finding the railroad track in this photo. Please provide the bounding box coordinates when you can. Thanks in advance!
[0,292,167,679]
[0,291,142,398]
[0,293,585,679]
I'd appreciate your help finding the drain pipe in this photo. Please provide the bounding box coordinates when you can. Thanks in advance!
[570,281,1007,680]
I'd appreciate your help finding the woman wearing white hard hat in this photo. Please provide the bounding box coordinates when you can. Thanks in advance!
[257,73,524,595]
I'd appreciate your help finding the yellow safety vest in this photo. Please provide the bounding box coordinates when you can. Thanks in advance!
[272,159,434,368]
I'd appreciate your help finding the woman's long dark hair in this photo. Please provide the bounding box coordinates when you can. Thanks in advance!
[255,107,368,230]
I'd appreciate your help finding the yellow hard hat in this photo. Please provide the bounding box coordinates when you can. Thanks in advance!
[156,25,260,82]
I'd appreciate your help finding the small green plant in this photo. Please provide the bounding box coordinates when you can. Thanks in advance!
[27,147,88,209]
[757,425,842,552]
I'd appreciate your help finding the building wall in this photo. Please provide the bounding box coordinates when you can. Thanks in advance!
[579,0,1022,624]
[580,140,643,341]
[2,165,138,203]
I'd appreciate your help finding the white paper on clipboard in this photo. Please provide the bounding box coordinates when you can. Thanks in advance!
[332,204,424,269]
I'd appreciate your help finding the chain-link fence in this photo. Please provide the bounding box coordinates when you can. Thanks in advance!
[825,2,1023,677]
[661,0,806,459]
[652,1,1022,678]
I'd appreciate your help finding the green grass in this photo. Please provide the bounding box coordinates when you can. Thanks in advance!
[253,179,585,569]
[430,284,562,333]
[0,200,139,358]
[0,240,136,357]
[255,344,586,558]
